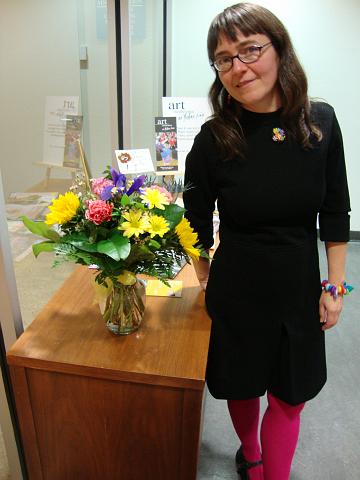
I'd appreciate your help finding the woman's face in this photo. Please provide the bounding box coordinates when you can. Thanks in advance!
[214,30,281,112]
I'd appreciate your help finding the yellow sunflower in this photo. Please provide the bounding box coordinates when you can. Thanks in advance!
[118,210,150,237]
[146,215,170,238]
[140,187,170,210]
[175,218,201,260]
[45,192,80,225]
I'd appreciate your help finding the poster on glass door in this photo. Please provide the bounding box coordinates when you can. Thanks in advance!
[162,97,212,173]
[155,117,178,173]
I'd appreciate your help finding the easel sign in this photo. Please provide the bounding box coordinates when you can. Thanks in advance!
[42,96,79,166]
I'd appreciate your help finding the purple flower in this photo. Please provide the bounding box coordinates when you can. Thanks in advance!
[127,175,146,196]
[111,167,127,188]
[99,169,146,200]
[100,167,126,200]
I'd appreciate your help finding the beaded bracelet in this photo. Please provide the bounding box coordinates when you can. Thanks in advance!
[321,280,354,299]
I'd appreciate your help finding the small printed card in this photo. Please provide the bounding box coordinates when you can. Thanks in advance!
[145,280,183,298]
[155,117,178,173]
[115,148,154,174]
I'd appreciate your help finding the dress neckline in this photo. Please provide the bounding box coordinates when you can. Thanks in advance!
[241,107,283,123]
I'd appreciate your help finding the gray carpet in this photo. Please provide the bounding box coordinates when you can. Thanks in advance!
[1,242,359,479]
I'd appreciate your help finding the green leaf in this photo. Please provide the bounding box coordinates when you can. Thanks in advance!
[125,244,155,265]
[134,202,145,210]
[32,241,55,257]
[64,232,98,252]
[149,239,161,249]
[153,204,185,229]
[96,233,130,261]
[120,194,130,206]
[21,216,61,242]
[94,256,125,276]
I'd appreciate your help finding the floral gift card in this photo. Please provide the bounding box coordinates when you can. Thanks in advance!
[115,148,154,174]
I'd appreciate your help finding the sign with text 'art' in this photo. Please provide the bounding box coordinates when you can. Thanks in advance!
[162,97,212,173]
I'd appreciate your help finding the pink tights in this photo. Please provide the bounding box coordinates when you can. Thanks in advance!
[228,392,305,480]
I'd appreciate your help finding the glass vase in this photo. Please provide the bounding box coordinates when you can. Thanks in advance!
[101,279,146,335]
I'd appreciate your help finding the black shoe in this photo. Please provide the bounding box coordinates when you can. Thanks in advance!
[235,446,263,480]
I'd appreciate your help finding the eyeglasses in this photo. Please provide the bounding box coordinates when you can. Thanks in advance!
[211,41,272,72]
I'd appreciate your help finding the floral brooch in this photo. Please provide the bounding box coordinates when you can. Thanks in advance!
[272,127,286,142]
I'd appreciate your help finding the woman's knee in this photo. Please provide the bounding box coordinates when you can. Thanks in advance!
[267,392,305,419]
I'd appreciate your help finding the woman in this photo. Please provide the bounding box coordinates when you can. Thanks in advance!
[183,3,351,480]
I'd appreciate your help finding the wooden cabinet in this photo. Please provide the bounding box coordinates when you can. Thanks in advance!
[7,266,211,480]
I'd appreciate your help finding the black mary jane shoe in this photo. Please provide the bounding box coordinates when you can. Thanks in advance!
[235,446,263,480]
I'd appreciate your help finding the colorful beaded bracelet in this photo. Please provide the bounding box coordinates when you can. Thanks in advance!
[321,280,354,299]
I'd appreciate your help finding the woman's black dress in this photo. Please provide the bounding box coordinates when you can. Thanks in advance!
[183,102,350,405]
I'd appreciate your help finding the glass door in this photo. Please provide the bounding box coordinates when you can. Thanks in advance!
[0,1,116,476]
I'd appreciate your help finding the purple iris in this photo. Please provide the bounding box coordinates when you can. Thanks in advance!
[100,169,146,200]
[100,167,126,201]
[127,174,146,195]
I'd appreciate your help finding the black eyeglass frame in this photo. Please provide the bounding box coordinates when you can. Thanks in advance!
[211,41,272,72]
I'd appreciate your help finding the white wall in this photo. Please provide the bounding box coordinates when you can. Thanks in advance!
[0,0,113,197]
[170,0,360,230]
[0,0,80,197]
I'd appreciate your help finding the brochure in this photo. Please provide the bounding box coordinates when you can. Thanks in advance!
[155,117,178,173]
[63,115,83,168]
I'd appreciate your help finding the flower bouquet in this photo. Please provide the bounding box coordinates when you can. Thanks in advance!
[22,167,206,335]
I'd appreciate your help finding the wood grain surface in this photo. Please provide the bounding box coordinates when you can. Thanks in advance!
[7,265,211,389]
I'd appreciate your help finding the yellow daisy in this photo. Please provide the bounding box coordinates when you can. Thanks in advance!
[140,188,170,210]
[146,215,170,238]
[118,210,150,237]
[175,218,201,260]
[45,192,80,225]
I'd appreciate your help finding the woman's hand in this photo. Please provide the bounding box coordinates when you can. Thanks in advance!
[319,291,343,330]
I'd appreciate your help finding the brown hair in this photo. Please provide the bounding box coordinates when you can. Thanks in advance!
[207,2,322,161]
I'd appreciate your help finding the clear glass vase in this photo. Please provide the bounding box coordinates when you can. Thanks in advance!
[101,279,146,335]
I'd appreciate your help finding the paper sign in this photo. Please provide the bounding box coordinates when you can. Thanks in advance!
[155,117,178,173]
[162,97,212,172]
[43,96,79,166]
[115,148,154,174]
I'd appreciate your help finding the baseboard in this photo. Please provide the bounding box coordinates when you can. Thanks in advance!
[350,231,360,241]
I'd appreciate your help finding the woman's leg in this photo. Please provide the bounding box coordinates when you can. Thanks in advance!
[228,398,264,480]
[260,392,305,480]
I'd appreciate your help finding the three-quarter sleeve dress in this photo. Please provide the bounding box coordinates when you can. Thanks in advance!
[183,102,350,405]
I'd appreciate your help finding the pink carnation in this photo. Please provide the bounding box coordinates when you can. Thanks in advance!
[85,200,113,225]
[91,177,113,196]
[150,185,173,203]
